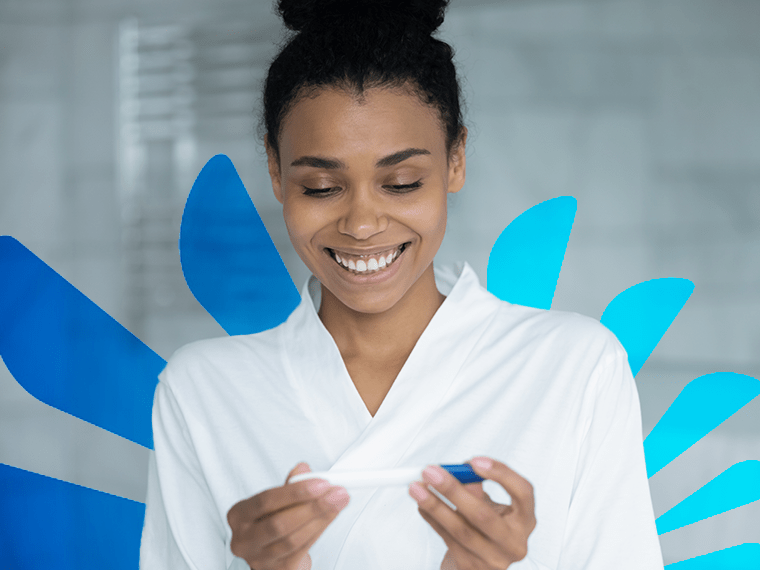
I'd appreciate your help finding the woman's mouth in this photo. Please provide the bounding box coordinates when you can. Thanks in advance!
[326,243,409,274]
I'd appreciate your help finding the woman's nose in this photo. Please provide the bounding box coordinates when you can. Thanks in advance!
[337,190,388,240]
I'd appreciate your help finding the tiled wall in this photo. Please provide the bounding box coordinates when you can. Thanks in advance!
[1,0,758,564]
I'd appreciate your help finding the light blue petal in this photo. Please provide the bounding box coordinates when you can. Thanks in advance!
[656,461,760,534]
[180,154,300,335]
[0,463,144,570]
[665,543,760,570]
[0,236,164,449]
[601,278,694,377]
[487,196,576,309]
[644,372,759,477]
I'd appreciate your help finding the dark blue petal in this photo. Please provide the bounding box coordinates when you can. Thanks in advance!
[180,155,300,335]
[487,196,576,310]
[0,463,144,570]
[0,236,164,449]
[601,278,694,377]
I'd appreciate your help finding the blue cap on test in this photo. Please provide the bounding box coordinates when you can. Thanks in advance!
[441,463,485,484]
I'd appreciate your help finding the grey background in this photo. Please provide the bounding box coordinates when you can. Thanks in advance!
[1,0,758,564]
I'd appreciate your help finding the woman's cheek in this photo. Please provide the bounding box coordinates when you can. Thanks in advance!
[403,194,447,237]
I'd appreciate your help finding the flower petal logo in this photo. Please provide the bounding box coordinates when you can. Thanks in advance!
[0,155,757,569]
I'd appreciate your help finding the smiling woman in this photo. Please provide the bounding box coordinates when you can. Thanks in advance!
[271,88,463,317]
[139,1,664,569]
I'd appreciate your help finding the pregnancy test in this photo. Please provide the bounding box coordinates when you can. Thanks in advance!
[289,463,484,488]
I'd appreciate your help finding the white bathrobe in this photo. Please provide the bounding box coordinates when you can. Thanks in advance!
[139,263,663,570]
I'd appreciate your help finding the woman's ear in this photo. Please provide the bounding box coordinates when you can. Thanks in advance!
[265,134,284,204]
[447,127,467,195]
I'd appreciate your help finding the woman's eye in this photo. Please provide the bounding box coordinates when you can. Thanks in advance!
[302,186,339,196]
[302,180,422,196]
[385,180,423,193]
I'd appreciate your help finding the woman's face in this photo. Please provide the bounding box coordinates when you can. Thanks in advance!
[267,86,466,315]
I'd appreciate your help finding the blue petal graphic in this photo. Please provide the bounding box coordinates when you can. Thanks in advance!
[656,461,760,534]
[180,154,300,335]
[601,278,694,377]
[0,236,165,449]
[644,372,760,477]
[665,543,760,569]
[487,196,576,309]
[0,463,144,570]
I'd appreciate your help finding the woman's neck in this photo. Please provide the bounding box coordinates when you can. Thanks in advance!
[317,265,445,364]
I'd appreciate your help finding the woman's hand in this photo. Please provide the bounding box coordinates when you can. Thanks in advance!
[227,462,350,570]
[409,457,536,570]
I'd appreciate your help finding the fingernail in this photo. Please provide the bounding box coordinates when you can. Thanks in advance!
[423,465,446,485]
[324,487,350,508]
[409,482,429,502]
[471,457,492,470]
[307,479,330,496]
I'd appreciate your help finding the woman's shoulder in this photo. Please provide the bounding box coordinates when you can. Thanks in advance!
[505,301,617,338]
[158,324,288,394]
[453,263,625,361]
[485,296,627,364]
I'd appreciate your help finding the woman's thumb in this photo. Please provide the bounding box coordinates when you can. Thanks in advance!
[285,461,311,484]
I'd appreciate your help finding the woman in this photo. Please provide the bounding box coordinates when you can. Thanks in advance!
[140,1,663,569]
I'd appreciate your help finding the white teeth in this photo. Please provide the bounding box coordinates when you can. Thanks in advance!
[331,244,406,274]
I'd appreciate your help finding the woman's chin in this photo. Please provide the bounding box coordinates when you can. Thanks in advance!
[321,281,409,316]
[316,251,440,318]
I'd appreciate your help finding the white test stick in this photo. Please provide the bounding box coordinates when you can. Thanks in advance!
[289,466,426,488]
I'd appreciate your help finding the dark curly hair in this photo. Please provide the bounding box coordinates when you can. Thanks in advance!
[263,0,465,162]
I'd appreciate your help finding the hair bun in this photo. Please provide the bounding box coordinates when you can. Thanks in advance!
[277,0,450,35]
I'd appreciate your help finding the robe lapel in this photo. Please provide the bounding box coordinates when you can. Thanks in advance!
[295,264,501,567]
[280,279,371,466]
[329,263,499,472]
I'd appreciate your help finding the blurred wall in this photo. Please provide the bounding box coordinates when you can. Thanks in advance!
[1,0,758,564]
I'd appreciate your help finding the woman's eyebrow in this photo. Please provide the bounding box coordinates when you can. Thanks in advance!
[290,156,346,169]
[376,148,431,168]
[289,148,431,170]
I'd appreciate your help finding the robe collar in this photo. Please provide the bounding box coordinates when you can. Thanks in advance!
[282,261,500,465]
[281,262,503,561]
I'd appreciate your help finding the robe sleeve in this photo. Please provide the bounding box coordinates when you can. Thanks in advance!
[140,381,242,570]
[555,348,664,569]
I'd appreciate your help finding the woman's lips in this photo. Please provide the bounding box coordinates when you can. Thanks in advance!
[327,242,409,274]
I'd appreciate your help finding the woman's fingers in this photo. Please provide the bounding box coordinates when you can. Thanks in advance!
[228,477,331,530]
[417,507,472,555]
[417,503,508,570]
[286,462,312,483]
[419,466,505,538]
[230,485,349,565]
[469,457,536,527]
[255,488,349,566]
[252,486,349,548]
[411,480,507,561]
[411,459,536,567]
[461,480,487,501]
[228,462,351,568]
